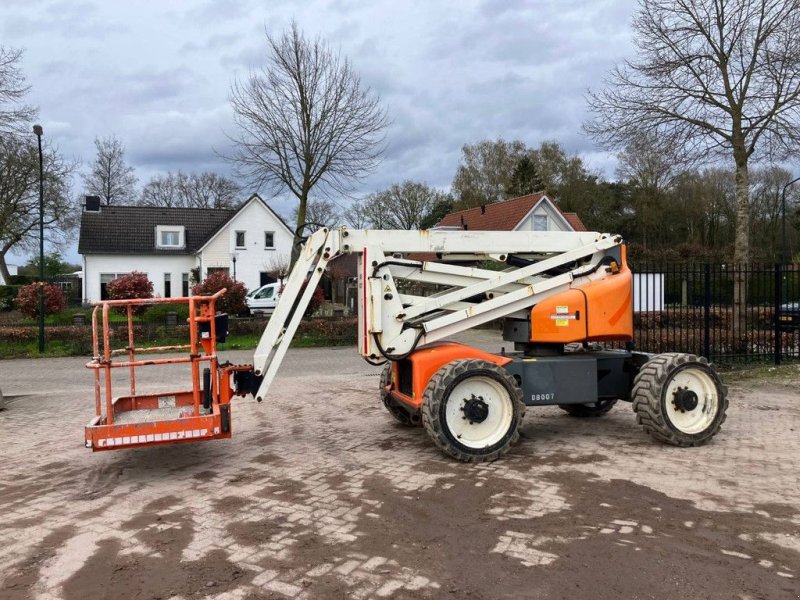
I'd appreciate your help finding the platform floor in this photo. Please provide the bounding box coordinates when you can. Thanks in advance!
[113,406,194,424]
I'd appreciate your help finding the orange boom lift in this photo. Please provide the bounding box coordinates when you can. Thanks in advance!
[85,227,728,461]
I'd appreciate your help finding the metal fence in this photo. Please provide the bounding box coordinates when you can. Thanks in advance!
[629,263,800,365]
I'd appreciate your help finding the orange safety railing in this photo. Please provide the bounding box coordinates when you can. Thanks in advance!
[83,289,252,451]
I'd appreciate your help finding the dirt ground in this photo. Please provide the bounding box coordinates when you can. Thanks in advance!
[0,331,799,599]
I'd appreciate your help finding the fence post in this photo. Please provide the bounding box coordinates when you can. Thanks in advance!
[703,263,711,360]
[774,263,782,366]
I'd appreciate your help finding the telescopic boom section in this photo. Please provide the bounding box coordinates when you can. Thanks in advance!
[252,227,623,402]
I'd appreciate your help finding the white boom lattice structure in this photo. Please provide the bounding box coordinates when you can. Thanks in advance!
[252,227,622,401]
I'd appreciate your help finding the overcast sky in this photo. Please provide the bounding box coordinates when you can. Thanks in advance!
[1,0,637,264]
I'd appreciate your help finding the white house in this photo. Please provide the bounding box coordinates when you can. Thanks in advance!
[78,194,294,303]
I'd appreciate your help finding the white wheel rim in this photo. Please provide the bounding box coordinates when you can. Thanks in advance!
[664,367,719,435]
[444,376,513,449]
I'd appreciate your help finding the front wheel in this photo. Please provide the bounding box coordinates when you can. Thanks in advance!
[422,359,525,462]
[631,353,728,447]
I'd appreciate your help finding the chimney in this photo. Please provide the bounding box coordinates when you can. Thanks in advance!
[84,195,101,212]
[480,205,486,214]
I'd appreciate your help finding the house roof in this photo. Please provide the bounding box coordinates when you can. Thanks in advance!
[435,192,587,232]
[78,194,294,256]
[78,205,237,255]
[561,212,587,232]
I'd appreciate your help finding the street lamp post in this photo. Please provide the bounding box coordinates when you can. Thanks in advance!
[33,124,44,353]
[231,253,238,281]
[782,175,800,265]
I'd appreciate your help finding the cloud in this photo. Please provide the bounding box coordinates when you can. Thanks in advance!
[2,0,640,264]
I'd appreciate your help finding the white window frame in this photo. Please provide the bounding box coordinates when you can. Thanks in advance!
[156,225,185,249]
[235,230,246,249]
[533,215,548,232]
[264,231,275,249]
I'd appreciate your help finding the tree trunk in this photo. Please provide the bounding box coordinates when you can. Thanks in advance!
[0,253,11,284]
[732,153,750,350]
[290,191,309,268]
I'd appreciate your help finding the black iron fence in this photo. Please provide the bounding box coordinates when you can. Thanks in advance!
[629,263,800,364]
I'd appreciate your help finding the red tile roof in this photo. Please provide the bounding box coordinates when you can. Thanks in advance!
[435,193,587,232]
[562,212,587,232]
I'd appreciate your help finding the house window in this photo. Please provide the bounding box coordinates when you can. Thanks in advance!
[100,273,129,300]
[182,273,189,297]
[164,273,171,298]
[265,231,275,249]
[156,226,185,249]
[533,215,548,231]
[207,267,229,276]
[235,231,246,248]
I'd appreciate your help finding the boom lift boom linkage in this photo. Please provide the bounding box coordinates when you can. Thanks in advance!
[253,227,621,400]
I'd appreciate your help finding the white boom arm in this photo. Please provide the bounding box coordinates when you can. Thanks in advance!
[252,227,622,402]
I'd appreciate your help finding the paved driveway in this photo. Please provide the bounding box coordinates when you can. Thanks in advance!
[1,333,799,599]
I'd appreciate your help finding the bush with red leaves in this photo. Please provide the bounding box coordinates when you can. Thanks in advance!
[15,283,66,318]
[192,271,248,315]
[106,272,154,314]
[303,282,325,317]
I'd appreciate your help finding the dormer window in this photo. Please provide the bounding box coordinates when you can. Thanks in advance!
[156,225,185,249]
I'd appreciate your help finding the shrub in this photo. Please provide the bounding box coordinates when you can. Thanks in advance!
[142,303,190,324]
[0,285,21,311]
[192,271,248,315]
[15,283,66,318]
[106,272,154,314]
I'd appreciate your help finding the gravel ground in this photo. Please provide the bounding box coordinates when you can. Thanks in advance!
[0,331,799,599]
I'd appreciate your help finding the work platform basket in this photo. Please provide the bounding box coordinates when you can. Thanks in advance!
[84,289,252,451]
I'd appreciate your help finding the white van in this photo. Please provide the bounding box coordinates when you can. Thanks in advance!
[246,282,281,315]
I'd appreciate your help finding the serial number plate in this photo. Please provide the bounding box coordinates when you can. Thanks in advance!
[531,393,555,402]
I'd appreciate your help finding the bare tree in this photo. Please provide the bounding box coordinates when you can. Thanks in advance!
[181,172,240,208]
[83,135,138,205]
[361,193,392,229]
[140,170,241,208]
[0,136,77,282]
[452,139,528,208]
[290,197,341,228]
[265,253,291,285]
[615,132,690,251]
[0,47,36,135]
[228,22,388,264]
[586,0,800,266]
[342,197,371,228]
[366,181,450,230]
[139,172,181,208]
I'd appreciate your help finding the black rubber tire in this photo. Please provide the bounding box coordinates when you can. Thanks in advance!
[558,399,618,417]
[631,352,728,447]
[421,359,525,463]
[379,364,417,427]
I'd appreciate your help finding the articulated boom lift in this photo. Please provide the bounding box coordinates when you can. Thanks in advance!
[249,227,728,461]
[85,227,728,461]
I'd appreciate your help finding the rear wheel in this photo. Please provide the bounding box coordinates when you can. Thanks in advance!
[632,353,728,446]
[559,399,618,417]
[422,359,525,462]
[379,364,417,426]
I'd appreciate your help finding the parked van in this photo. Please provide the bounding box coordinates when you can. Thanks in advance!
[246,282,281,315]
